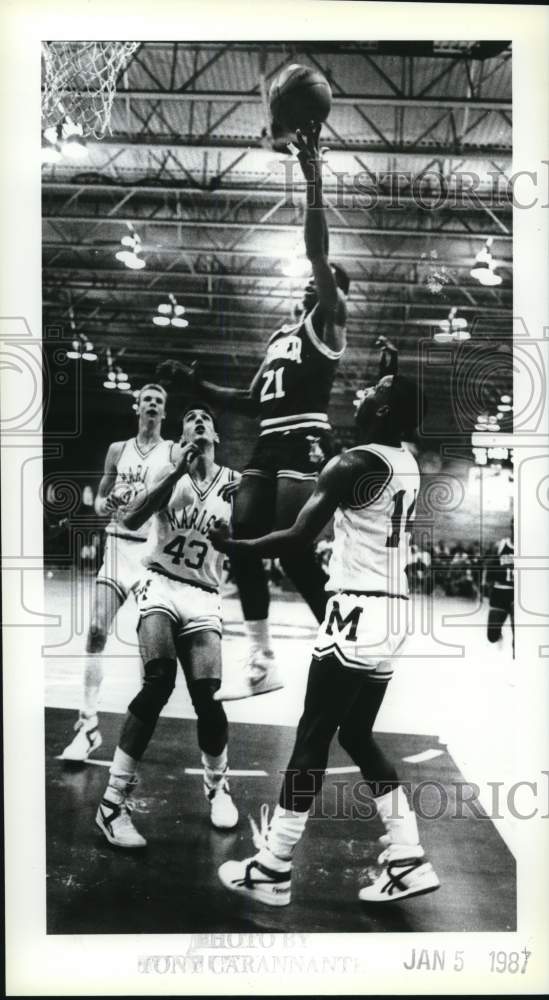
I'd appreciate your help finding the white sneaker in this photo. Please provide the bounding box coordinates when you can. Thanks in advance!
[61,714,102,761]
[359,845,440,903]
[218,855,292,906]
[214,650,284,701]
[95,794,147,849]
[207,782,239,830]
[218,804,291,905]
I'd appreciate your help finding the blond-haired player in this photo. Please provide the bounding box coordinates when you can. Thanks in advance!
[61,384,175,761]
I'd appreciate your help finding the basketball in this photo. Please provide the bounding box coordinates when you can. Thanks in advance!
[269,64,332,133]
[109,481,145,508]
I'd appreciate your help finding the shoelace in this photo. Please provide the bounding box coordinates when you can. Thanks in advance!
[248,803,270,851]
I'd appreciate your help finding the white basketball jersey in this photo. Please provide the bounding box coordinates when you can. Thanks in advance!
[143,466,239,592]
[106,437,175,542]
[327,443,420,597]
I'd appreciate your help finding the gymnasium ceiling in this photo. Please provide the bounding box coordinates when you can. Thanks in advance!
[41,40,513,435]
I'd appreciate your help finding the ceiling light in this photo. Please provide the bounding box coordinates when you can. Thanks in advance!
[115,249,133,265]
[282,256,310,278]
[118,381,131,392]
[171,317,189,329]
[497,403,512,413]
[123,253,146,270]
[158,303,172,315]
[470,240,502,286]
[103,379,117,389]
[115,229,146,270]
[153,315,170,327]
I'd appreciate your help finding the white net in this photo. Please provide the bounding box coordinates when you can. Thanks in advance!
[42,41,140,139]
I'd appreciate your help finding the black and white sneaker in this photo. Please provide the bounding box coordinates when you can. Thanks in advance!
[61,713,102,761]
[218,855,292,906]
[95,795,147,849]
[218,805,291,905]
[359,846,440,903]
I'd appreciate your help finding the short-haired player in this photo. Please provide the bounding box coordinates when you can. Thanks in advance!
[95,404,241,846]
[209,368,440,905]
[158,124,349,700]
[61,384,175,761]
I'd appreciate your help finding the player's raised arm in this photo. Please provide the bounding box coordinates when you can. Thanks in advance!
[122,443,199,531]
[209,450,382,559]
[156,359,260,417]
[376,335,399,377]
[94,441,125,516]
[295,123,347,348]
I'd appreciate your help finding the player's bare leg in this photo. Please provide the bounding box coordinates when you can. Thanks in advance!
[219,656,439,905]
[61,580,124,762]
[96,611,177,848]
[178,630,237,829]
[216,473,283,700]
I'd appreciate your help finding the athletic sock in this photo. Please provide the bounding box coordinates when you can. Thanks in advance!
[375,785,421,849]
[257,804,309,870]
[244,619,273,655]
[78,710,98,728]
[106,746,139,804]
[83,657,103,716]
[202,747,228,794]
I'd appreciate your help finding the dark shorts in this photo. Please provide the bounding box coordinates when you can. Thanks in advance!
[489,586,513,614]
[243,429,333,481]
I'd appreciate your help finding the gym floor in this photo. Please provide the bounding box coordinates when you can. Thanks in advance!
[44,570,516,934]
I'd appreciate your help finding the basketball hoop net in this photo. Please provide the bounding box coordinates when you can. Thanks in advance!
[41,41,140,139]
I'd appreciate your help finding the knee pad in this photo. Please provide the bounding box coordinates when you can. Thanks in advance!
[86,624,107,654]
[129,657,177,723]
[188,677,222,717]
[188,678,227,754]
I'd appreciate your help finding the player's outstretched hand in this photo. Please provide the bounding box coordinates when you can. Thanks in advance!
[208,518,232,552]
[156,358,200,389]
[295,121,323,179]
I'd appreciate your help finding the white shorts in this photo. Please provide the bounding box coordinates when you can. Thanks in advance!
[96,535,147,602]
[136,569,222,640]
[313,592,409,680]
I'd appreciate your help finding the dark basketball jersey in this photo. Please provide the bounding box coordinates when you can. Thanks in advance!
[486,538,514,591]
[252,306,345,437]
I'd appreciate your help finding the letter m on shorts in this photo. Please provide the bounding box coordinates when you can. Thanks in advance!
[324,600,364,642]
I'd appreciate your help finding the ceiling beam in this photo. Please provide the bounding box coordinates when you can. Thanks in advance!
[42,181,513,210]
[77,134,511,161]
[54,89,511,112]
[42,240,513,268]
[43,214,513,241]
[43,282,512,316]
[42,266,513,294]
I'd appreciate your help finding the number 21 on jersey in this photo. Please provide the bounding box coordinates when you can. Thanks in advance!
[260,367,285,402]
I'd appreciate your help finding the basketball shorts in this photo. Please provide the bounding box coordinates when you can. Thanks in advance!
[136,569,223,640]
[96,535,147,601]
[313,592,409,680]
[243,428,333,482]
[489,585,513,614]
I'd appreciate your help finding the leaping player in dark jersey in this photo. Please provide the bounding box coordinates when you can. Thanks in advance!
[158,123,350,699]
